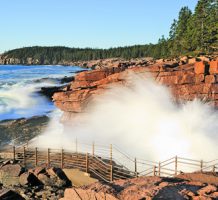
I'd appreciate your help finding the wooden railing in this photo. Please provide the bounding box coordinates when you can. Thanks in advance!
[0,138,217,183]
[9,146,135,183]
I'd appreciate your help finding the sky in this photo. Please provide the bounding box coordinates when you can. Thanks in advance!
[0,0,198,53]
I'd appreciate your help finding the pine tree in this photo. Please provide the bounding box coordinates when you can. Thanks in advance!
[189,0,218,52]
[174,7,192,54]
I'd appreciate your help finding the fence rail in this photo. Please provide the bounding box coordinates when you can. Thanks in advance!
[0,139,217,183]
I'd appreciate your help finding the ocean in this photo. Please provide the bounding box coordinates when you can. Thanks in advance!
[0,65,83,120]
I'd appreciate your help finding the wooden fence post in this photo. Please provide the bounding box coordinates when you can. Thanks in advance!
[158,162,161,176]
[86,153,89,173]
[135,158,138,177]
[23,146,26,167]
[75,138,78,153]
[92,142,95,157]
[35,147,38,167]
[175,156,178,176]
[47,148,50,167]
[110,164,113,182]
[61,149,64,168]
[200,160,203,172]
[153,165,156,176]
[212,165,215,173]
[110,144,112,165]
[110,144,113,182]
[13,146,15,161]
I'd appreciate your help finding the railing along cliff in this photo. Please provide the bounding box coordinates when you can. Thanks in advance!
[0,138,217,183]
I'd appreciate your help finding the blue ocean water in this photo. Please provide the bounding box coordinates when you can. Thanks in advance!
[0,65,83,120]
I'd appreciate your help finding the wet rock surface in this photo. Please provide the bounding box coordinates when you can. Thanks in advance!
[39,85,67,99]
[37,75,76,99]
[0,116,49,147]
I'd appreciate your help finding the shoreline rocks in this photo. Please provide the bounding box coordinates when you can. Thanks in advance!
[0,55,216,68]
[0,72,77,144]
[0,162,217,199]
[60,174,218,200]
[0,163,71,199]
[53,59,218,125]
[0,116,49,147]
[39,85,67,99]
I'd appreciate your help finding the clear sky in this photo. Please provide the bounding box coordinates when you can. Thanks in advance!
[0,0,198,53]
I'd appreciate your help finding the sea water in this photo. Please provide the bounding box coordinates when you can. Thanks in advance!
[0,65,83,120]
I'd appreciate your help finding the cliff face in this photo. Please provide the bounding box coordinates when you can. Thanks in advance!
[53,59,218,125]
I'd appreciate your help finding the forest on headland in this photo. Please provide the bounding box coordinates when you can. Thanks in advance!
[2,0,218,64]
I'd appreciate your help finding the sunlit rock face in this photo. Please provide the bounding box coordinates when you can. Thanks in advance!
[53,59,218,125]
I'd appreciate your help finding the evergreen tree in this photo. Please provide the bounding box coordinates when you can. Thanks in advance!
[169,19,177,40]
[173,7,192,54]
[189,0,218,52]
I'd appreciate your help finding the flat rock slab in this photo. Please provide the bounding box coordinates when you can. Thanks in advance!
[63,169,98,187]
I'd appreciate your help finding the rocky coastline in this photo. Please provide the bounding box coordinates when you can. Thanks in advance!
[0,116,49,147]
[52,56,218,126]
[1,54,216,69]
[0,161,217,199]
[0,161,71,199]
[0,56,218,199]
[0,74,77,146]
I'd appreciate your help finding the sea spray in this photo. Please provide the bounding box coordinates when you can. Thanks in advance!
[0,65,83,120]
[31,109,65,147]
[0,83,38,114]
[0,82,54,120]
[34,73,218,162]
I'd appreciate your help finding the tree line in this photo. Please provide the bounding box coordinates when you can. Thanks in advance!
[3,0,217,63]
[165,0,217,57]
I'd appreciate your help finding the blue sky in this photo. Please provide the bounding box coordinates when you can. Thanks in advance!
[0,0,198,53]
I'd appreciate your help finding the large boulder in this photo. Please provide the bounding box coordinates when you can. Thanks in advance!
[0,164,24,186]
[19,172,42,186]
[194,61,207,74]
[47,167,71,187]
[37,173,53,186]
[209,60,218,74]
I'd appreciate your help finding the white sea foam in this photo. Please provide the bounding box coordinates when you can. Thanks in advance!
[0,83,36,113]
[0,65,82,120]
[0,81,55,120]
